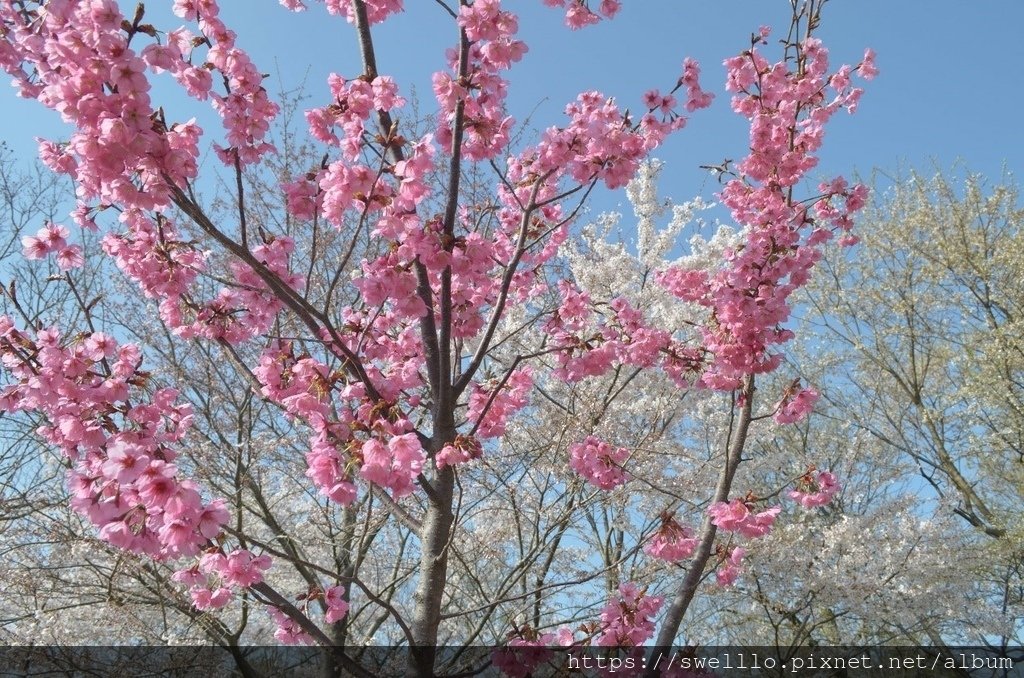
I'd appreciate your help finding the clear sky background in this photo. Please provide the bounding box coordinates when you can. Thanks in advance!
[1,0,1022,219]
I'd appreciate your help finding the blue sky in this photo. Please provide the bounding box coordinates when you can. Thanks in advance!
[1,1,1021,217]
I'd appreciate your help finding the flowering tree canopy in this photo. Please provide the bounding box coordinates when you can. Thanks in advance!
[0,0,883,675]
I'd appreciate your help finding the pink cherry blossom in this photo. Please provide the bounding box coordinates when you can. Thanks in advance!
[0,315,268,603]
[715,546,746,587]
[644,514,699,562]
[789,470,841,508]
[774,385,819,424]
[708,499,781,539]
[324,584,349,624]
[596,582,662,646]
[191,585,233,611]
[858,48,879,80]
[568,435,630,490]
[435,435,483,469]
[656,34,872,391]
[269,606,314,645]
[359,432,424,498]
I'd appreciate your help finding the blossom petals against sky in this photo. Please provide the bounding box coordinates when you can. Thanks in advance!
[1,1,1020,199]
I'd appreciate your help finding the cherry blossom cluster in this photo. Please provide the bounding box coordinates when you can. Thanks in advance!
[644,513,699,562]
[350,208,509,341]
[307,73,406,164]
[253,344,355,504]
[773,383,819,424]
[324,584,350,623]
[101,210,203,319]
[433,0,527,160]
[543,283,611,381]
[254,342,428,502]
[0,320,199,556]
[639,58,714,141]
[596,582,662,646]
[491,626,575,678]
[704,498,781,586]
[483,54,710,303]
[21,222,83,270]
[466,366,533,439]
[544,290,675,382]
[789,469,840,508]
[707,499,782,539]
[269,606,313,645]
[2,1,301,345]
[524,77,713,384]
[279,0,403,25]
[163,0,279,165]
[436,434,483,469]
[360,432,425,498]
[568,435,630,490]
[656,31,875,392]
[541,0,622,30]
[173,549,273,610]
[0,317,272,609]
[0,1,200,211]
[267,582,349,643]
[213,236,303,340]
[715,546,746,587]
[491,645,552,678]
[523,83,710,193]
[104,211,301,344]
[163,235,299,344]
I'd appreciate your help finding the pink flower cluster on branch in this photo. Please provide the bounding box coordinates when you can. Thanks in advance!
[789,469,840,508]
[466,366,533,439]
[704,497,781,587]
[104,211,301,344]
[596,582,661,646]
[279,0,403,25]
[568,435,630,490]
[21,222,82,270]
[540,33,871,408]
[545,291,673,382]
[254,340,432,503]
[0,1,199,210]
[773,382,819,424]
[435,434,483,469]
[541,0,621,30]
[715,546,746,587]
[707,498,781,539]
[491,626,575,678]
[0,320,205,557]
[266,583,349,644]
[163,0,279,165]
[1,1,304,344]
[174,549,273,610]
[432,0,527,160]
[644,513,699,562]
[656,30,874,392]
[0,317,270,608]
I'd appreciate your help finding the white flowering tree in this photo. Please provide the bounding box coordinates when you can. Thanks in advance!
[797,169,1024,648]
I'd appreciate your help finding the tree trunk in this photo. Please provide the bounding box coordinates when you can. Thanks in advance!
[408,465,455,678]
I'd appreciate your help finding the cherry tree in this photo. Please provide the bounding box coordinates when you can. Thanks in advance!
[796,169,1024,649]
[536,161,1008,652]
[0,0,876,675]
